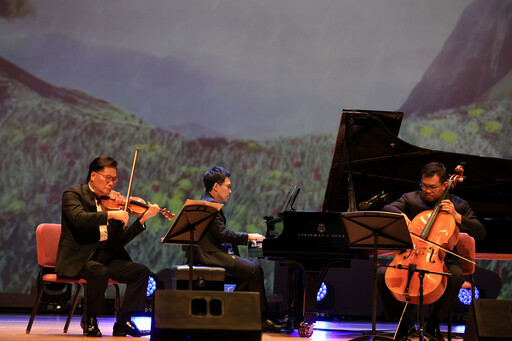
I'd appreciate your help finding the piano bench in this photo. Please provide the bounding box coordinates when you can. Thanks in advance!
[171,265,226,291]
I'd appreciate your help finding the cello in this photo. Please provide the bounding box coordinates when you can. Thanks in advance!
[384,165,466,305]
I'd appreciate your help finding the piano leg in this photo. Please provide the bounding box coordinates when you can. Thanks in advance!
[299,269,320,337]
[285,260,350,337]
[286,263,301,322]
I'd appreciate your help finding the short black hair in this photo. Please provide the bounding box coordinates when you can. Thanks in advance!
[421,162,448,183]
[203,166,230,192]
[86,155,117,182]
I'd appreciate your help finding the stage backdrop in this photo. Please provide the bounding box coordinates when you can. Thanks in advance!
[1,0,511,307]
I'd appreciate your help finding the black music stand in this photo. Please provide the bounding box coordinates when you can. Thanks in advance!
[161,199,223,290]
[339,211,412,341]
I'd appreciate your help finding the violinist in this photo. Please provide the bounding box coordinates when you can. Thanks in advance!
[55,155,160,337]
[377,162,485,341]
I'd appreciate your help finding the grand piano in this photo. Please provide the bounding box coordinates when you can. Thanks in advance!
[253,109,512,337]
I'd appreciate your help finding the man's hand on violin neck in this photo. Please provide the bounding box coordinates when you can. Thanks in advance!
[139,202,160,225]
[108,210,129,227]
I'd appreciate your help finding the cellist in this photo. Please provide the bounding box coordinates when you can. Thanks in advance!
[376,162,485,341]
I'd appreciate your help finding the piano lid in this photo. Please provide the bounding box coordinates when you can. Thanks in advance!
[322,109,512,219]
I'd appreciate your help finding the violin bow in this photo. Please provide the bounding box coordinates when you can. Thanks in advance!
[409,231,477,265]
[123,148,140,213]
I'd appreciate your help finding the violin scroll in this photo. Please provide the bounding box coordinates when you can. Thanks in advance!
[157,208,176,221]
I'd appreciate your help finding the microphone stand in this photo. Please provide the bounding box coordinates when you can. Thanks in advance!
[358,192,388,211]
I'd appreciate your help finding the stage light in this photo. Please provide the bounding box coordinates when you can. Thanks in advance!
[317,282,327,301]
[452,267,501,323]
[147,275,157,297]
[458,286,479,305]
[132,316,152,331]
[143,273,163,314]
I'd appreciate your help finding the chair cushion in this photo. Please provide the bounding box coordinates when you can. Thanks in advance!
[42,273,119,285]
[457,232,476,275]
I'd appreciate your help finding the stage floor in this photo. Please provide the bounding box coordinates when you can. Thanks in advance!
[0,314,465,340]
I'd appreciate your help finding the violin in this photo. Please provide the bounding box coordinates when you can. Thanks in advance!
[99,149,175,222]
[384,165,465,305]
[100,190,175,221]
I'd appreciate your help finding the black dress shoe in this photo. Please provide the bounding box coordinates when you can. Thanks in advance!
[262,318,293,333]
[81,315,102,337]
[395,319,415,341]
[425,321,445,341]
[113,320,150,337]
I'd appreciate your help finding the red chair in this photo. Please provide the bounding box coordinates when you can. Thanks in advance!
[26,223,120,335]
[447,232,476,341]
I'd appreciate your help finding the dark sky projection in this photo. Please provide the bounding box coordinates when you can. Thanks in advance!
[0,0,472,139]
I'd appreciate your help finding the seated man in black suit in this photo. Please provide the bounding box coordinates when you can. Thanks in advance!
[55,155,161,337]
[377,162,485,341]
[191,166,291,332]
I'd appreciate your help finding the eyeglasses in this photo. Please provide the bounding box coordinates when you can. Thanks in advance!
[96,172,118,184]
[419,181,442,191]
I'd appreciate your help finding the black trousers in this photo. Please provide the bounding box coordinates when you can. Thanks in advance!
[78,248,149,318]
[225,255,269,317]
[377,260,465,323]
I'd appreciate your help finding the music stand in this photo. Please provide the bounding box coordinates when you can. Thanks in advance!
[339,211,412,341]
[161,199,223,290]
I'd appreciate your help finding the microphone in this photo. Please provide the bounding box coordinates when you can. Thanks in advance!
[358,191,388,210]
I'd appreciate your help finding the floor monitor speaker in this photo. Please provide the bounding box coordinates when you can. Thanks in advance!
[464,299,512,341]
[151,289,261,341]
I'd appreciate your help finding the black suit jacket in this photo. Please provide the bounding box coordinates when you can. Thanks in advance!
[55,184,145,277]
[192,194,249,272]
